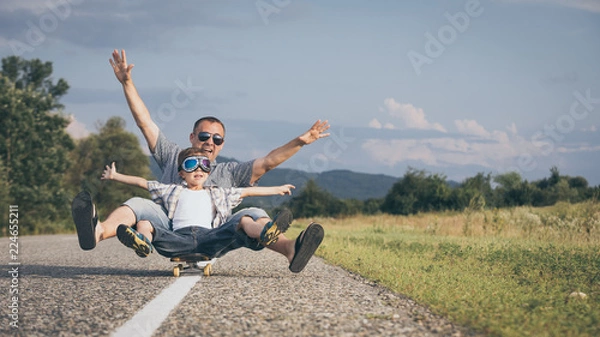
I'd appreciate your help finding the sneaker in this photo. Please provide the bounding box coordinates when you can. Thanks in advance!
[116,225,154,258]
[259,209,293,246]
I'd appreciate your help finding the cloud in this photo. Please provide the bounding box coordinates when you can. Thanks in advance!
[0,0,47,13]
[364,98,573,173]
[582,125,597,132]
[556,144,600,153]
[368,118,396,130]
[363,139,438,166]
[454,119,491,138]
[541,71,579,85]
[382,98,447,132]
[368,118,382,129]
[362,134,525,170]
[0,0,313,52]
[0,2,213,50]
[498,0,600,13]
[65,115,90,139]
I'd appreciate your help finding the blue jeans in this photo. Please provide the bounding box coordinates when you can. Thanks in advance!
[151,207,269,258]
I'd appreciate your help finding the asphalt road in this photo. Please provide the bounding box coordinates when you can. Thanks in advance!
[1,234,479,337]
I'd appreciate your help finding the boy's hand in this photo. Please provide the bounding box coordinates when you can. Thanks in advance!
[101,162,117,180]
[278,184,295,195]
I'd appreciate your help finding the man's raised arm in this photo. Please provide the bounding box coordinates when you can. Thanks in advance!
[250,120,330,184]
[109,49,160,152]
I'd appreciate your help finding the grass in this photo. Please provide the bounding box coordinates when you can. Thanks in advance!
[290,201,600,337]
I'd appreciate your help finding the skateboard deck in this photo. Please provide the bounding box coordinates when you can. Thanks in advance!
[170,253,217,277]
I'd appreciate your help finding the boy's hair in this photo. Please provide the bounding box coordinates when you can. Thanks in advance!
[177,147,204,170]
[193,116,226,135]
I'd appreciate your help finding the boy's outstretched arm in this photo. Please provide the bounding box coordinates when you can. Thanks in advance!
[250,120,330,184]
[101,162,149,190]
[241,184,295,198]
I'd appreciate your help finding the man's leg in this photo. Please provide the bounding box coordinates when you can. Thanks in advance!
[96,205,136,242]
[222,207,324,272]
[72,193,170,250]
[282,222,324,273]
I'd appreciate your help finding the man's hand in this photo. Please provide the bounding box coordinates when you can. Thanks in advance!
[101,162,118,181]
[250,120,331,184]
[298,120,330,145]
[109,49,134,84]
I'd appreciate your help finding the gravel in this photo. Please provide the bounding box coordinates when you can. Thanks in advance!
[1,234,482,337]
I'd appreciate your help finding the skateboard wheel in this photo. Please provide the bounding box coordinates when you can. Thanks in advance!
[204,263,212,276]
[173,266,180,277]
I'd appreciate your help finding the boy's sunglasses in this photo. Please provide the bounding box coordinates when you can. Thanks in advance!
[179,156,211,173]
[197,132,224,146]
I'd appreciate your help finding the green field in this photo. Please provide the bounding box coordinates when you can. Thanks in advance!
[293,201,600,337]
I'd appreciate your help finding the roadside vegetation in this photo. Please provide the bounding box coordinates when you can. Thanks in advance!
[293,200,600,337]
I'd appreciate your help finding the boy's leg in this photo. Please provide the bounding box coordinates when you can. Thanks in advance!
[151,226,198,258]
[238,208,293,246]
[136,220,155,241]
[116,223,154,258]
[183,207,272,258]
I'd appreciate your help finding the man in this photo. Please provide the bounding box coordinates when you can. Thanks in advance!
[72,49,329,272]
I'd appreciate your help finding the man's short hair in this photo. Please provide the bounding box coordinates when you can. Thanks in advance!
[193,116,226,135]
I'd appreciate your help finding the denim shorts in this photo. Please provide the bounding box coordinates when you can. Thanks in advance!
[151,207,270,258]
[122,197,171,231]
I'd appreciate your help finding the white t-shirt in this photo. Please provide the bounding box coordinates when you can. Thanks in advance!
[172,189,214,231]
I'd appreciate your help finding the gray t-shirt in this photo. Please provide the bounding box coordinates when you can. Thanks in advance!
[152,131,255,187]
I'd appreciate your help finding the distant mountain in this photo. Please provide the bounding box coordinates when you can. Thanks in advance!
[314,170,399,200]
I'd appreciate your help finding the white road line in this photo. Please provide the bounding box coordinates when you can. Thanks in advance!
[112,276,201,337]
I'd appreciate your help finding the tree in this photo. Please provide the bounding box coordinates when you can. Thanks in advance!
[450,172,493,210]
[0,57,74,233]
[568,176,588,189]
[64,117,153,215]
[282,179,345,218]
[0,158,9,235]
[493,171,531,207]
[362,198,383,215]
[381,168,451,215]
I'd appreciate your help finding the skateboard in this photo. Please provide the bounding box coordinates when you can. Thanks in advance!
[170,253,217,277]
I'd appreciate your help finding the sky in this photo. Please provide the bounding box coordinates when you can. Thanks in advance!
[1,0,599,186]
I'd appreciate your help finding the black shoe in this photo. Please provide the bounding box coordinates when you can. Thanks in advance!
[71,191,98,250]
[289,223,324,273]
[116,225,154,258]
[259,209,293,246]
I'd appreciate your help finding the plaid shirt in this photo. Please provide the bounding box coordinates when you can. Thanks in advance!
[147,181,244,228]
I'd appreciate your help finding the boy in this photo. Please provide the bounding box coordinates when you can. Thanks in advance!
[101,147,324,273]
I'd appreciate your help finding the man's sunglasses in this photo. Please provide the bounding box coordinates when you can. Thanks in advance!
[179,156,211,173]
[197,132,224,146]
